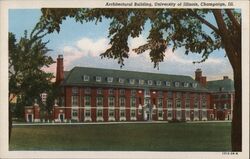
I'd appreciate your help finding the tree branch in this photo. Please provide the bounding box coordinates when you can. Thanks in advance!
[225,9,241,31]
[189,10,221,36]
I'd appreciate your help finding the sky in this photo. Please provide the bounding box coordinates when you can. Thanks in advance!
[9,9,234,81]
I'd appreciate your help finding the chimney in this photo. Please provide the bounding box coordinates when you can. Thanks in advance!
[56,55,64,84]
[195,68,202,81]
[195,68,207,86]
[223,76,229,80]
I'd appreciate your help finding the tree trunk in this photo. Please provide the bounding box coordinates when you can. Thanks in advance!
[231,61,242,151]
[9,105,12,142]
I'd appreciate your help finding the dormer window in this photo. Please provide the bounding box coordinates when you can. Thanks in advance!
[96,76,101,82]
[156,81,162,86]
[148,80,153,85]
[184,82,189,87]
[129,79,135,85]
[119,78,125,84]
[175,82,180,87]
[139,79,144,85]
[192,83,198,88]
[83,75,89,81]
[165,81,171,87]
[107,77,113,83]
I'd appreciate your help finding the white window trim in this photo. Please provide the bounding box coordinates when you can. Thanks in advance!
[184,82,189,87]
[156,81,162,86]
[148,80,153,85]
[175,82,180,87]
[192,83,198,88]
[96,76,102,82]
[107,77,113,83]
[158,109,163,120]
[119,108,126,121]
[26,114,34,123]
[84,75,90,81]
[165,81,171,87]
[139,79,144,85]
[130,108,137,120]
[84,109,92,122]
[96,108,104,122]
[119,78,125,84]
[129,79,135,85]
[71,108,79,121]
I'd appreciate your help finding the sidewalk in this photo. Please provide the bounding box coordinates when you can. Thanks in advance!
[13,120,231,126]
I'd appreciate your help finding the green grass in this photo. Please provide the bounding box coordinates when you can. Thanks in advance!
[9,122,231,151]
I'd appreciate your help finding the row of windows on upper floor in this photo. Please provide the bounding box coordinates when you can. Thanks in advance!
[72,87,207,99]
[82,75,198,88]
[72,96,208,108]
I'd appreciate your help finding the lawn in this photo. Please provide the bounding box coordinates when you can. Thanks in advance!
[9,122,231,151]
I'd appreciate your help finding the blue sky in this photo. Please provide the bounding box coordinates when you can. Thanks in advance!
[9,9,233,81]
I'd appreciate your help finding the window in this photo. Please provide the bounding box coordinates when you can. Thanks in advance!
[120,109,125,117]
[107,77,113,83]
[177,110,181,118]
[108,97,115,107]
[85,109,91,117]
[183,82,189,87]
[96,76,102,82]
[192,83,198,88]
[185,92,190,99]
[72,87,78,95]
[167,92,173,98]
[175,82,180,87]
[158,98,163,108]
[129,79,135,85]
[84,96,91,106]
[194,100,199,109]
[202,111,207,117]
[158,110,163,118]
[84,75,89,81]
[145,89,150,96]
[119,78,125,84]
[202,100,207,108]
[97,88,103,95]
[202,95,206,100]
[194,111,199,118]
[97,109,103,117]
[84,87,91,94]
[148,80,153,85]
[145,98,150,105]
[72,96,78,107]
[165,81,171,86]
[109,109,114,117]
[186,110,190,118]
[108,89,114,95]
[176,100,181,108]
[130,97,136,107]
[96,97,103,107]
[131,90,136,96]
[156,81,162,86]
[139,79,144,85]
[72,109,78,117]
[158,91,163,97]
[167,110,172,118]
[120,89,125,95]
[119,97,125,107]
[176,92,181,99]
[185,100,190,108]
[167,100,172,108]
[131,109,136,117]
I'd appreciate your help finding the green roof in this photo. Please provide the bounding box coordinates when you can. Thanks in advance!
[62,67,208,92]
[206,79,235,92]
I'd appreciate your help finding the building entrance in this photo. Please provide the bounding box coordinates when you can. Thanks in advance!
[28,114,32,122]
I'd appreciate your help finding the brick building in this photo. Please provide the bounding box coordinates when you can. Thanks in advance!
[25,55,235,122]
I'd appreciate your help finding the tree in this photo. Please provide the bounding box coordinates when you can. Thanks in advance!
[35,8,241,151]
[9,30,55,140]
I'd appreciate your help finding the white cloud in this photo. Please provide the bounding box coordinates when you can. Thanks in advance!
[46,35,233,81]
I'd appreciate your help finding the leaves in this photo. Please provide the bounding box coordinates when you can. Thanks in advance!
[9,31,55,105]
[35,8,240,67]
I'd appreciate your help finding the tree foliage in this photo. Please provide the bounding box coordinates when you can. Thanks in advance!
[9,31,55,107]
[35,8,242,151]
